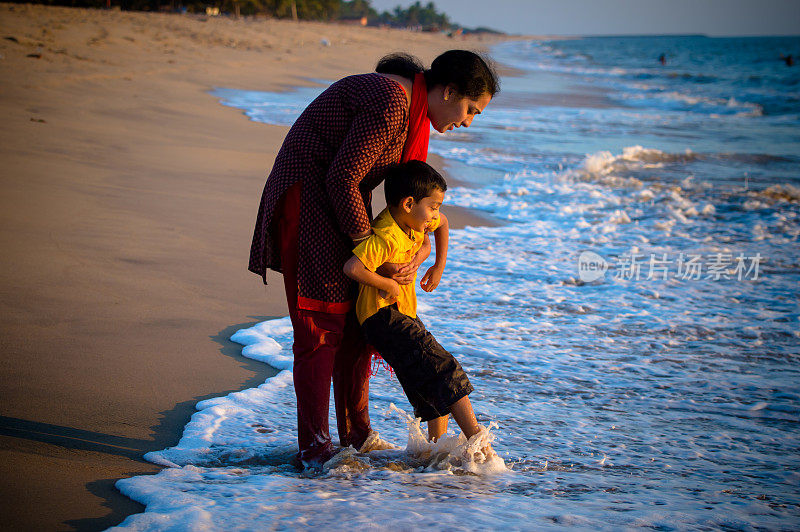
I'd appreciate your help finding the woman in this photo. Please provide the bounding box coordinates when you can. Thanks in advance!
[248,50,499,468]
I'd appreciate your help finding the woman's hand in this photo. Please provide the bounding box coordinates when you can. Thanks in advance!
[375,234,432,285]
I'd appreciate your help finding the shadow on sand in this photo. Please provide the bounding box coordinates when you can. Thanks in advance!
[0,316,282,531]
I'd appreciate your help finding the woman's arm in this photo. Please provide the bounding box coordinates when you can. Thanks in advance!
[324,93,407,242]
[375,233,431,284]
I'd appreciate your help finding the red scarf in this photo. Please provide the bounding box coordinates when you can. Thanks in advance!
[400,73,430,162]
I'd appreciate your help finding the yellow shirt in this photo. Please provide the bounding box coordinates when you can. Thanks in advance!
[352,208,441,324]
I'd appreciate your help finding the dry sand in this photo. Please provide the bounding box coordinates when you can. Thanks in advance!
[0,4,504,529]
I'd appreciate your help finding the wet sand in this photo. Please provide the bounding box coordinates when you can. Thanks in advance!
[0,4,506,529]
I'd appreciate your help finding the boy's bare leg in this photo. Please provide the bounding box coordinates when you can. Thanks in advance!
[427,415,449,442]
[449,396,480,437]
[449,396,495,458]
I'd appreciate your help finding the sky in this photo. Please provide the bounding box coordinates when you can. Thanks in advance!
[367,0,800,36]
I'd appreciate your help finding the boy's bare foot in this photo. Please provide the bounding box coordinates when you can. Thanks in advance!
[457,444,495,464]
[475,444,497,463]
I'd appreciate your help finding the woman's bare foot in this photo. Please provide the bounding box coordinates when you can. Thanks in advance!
[358,430,398,452]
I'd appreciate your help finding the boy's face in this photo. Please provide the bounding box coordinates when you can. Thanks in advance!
[402,188,445,233]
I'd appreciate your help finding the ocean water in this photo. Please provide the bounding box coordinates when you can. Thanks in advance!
[113,36,800,530]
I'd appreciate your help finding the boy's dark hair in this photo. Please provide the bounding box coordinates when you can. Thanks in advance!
[384,160,447,206]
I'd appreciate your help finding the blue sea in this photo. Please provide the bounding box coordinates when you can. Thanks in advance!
[112,36,800,530]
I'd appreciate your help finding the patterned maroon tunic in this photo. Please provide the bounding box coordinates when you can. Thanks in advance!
[249,73,410,312]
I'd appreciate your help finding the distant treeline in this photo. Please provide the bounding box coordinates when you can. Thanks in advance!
[11,0,504,32]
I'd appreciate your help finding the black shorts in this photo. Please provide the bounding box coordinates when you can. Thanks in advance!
[361,304,473,422]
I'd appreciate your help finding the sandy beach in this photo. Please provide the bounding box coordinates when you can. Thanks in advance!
[0,4,504,529]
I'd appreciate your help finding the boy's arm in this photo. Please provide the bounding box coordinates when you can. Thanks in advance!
[420,212,449,292]
[344,255,401,300]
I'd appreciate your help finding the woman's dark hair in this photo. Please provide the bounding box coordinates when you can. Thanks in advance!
[375,52,425,81]
[384,160,447,206]
[376,50,500,99]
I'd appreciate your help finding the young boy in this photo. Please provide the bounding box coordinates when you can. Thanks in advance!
[343,160,492,454]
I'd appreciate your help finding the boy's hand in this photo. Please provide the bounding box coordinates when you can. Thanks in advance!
[420,263,444,292]
[378,279,401,301]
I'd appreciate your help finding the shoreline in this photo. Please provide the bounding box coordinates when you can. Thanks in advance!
[0,4,510,529]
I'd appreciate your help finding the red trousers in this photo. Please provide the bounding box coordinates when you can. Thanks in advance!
[277,182,372,462]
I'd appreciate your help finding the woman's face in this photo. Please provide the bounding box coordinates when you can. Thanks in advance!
[427,85,492,134]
